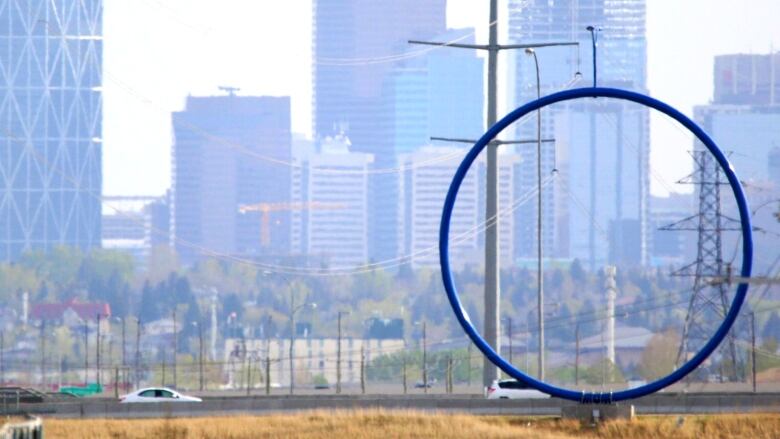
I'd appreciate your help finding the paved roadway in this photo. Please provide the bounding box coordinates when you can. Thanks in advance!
[9,392,780,419]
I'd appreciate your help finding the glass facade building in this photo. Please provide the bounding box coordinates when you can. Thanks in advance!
[0,0,103,260]
[507,0,649,268]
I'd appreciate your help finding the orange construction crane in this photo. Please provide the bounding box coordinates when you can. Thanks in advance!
[238,201,346,247]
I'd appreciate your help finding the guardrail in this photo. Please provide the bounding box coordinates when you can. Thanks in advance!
[0,415,43,439]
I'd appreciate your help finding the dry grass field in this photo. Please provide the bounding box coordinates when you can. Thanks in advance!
[44,411,780,439]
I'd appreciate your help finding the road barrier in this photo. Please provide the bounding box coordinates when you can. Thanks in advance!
[0,415,43,439]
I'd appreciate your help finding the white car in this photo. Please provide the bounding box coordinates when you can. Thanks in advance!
[119,387,202,403]
[486,379,550,399]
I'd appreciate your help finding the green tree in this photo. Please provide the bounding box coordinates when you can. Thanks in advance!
[638,329,679,381]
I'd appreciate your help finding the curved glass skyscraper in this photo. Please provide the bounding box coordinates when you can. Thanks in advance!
[0,0,103,260]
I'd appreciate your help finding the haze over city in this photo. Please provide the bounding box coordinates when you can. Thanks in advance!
[0,0,778,435]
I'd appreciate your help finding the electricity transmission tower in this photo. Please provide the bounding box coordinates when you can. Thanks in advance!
[660,150,742,381]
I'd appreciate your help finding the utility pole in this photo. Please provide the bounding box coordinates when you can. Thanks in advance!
[575,323,580,386]
[121,318,126,373]
[198,321,204,391]
[172,310,177,389]
[135,318,141,389]
[120,317,126,391]
[96,313,101,386]
[422,321,428,394]
[504,317,513,365]
[336,311,348,394]
[360,344,366,395]
[265,356,271,396]
[751,311,757,393]
[447,355,454,394]
[39,321,45,388]
[402,356,407,394]
[84,321,89,386]
[1,331,4,385]
[410,0,577,387]
[289,294,295,395]
[467,342,472,387]
[245,352,251,396]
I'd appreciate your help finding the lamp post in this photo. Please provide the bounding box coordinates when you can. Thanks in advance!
[525,47,545,381]
[336,310,350,394]
[192,321,204,391]
[96,313,101,386]
[415,321,427,393]
[502,317,513,366]
[262,271,316,395]
[135,318,142,389]
[288,291,316,395]
[113,316,126,391]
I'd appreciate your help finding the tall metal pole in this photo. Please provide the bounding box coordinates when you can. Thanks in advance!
[504,317,513,365]
[121,318,126,371]
[40,322,45,388]
[751,311,757,393]
[172,310,177,389]
[96,314,101,386]
[337,311,343,394]
[422,321,428,394]
[135,318,141,389]
[289,291,295,395]
[1,331,4,385]
[408,3,577,389]
[527,48,544,381]
[84,321,89,386]
[483,0,501,389]
[199,322,204,391]
[575,323,580,386]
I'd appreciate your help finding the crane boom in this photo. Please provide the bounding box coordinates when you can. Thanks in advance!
[238,201,346,247]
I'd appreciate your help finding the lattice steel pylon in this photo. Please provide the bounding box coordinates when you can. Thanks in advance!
[660,150,742,381]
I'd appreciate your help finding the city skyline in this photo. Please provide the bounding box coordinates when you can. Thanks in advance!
[103,0,780,197]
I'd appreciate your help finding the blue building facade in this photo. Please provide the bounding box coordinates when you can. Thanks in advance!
[0,0,103,260]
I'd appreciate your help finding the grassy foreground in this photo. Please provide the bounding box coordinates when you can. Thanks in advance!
[44,411,780,439]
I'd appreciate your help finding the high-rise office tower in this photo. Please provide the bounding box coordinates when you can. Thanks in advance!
[0,0,103,260]
[171,95,291,265]
[697,52,780,185]
[694,52,780,273]
[507,0,649,269]
[398,146,520,270]
[313,0,447,264]
[291,133,373,268]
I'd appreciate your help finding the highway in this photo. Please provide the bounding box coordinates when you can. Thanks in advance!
[10,392,780,419]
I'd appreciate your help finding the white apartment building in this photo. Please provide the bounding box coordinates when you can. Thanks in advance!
[292,134,374,268]
[224,337,405,387]
[398,146,521,269]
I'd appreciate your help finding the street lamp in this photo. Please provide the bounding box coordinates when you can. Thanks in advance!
[336,310,350,394]
[414,321,428,393]
[525,47,545,381]
[501,316,513,366]
[112,316,126,392]
[192,321,205,391]
[264,271,316,395]
[288,292,316,395]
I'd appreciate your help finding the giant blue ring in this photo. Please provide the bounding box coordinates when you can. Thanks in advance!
[439,87,753,402]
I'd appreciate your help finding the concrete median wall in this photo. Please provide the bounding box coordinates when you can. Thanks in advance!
[11,392,780,419]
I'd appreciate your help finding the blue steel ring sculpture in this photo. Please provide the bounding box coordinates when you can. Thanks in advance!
[439,86,754,403]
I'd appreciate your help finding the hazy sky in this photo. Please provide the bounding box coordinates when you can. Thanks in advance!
[103,0,780,197]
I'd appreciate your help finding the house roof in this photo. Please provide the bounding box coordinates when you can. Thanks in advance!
[579,324,655,351]
[31,298,111,322]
